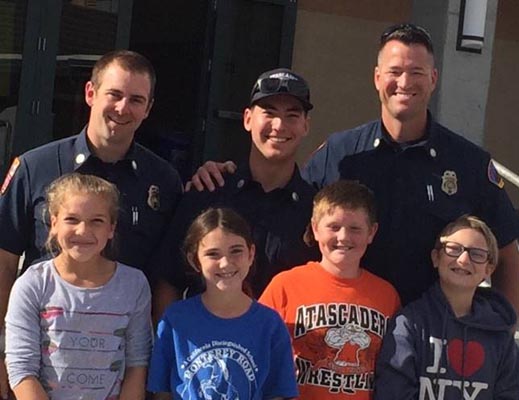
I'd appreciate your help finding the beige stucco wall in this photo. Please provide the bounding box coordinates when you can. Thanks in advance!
[292,0,412,164]
[485,0,519,206]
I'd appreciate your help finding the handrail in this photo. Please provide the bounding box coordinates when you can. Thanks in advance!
[493,160,519,189]
[491,160,519,343]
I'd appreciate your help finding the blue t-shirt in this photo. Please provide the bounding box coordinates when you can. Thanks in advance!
[148,295,298,399]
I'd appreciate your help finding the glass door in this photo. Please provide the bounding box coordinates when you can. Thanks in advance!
[0,0,28,172]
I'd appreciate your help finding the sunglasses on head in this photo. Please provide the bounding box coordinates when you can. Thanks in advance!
[253,77,309,98]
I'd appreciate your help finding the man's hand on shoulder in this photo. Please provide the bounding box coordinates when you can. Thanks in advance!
[184,161,237,192]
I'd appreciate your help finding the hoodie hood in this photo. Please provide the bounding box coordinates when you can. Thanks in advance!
[428,281,517,333]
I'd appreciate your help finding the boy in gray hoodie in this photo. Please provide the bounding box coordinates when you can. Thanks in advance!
[374,215,518,400]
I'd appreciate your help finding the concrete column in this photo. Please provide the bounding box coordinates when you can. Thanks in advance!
[412,0,498,146]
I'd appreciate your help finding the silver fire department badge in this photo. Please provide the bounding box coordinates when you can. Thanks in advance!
[441,170,457,196]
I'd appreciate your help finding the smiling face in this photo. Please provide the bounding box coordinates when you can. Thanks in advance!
[192,228,255,293]
[50,192,116,265]
[85,61,152,150]
[244,94,309,164]
[312,206,377,278]
[432,228,495,293]
[374,40,437,126]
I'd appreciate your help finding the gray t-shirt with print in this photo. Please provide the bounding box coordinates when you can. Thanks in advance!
[6,260,152,399]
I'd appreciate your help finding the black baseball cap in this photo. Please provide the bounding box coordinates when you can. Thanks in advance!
[249,68,313,111]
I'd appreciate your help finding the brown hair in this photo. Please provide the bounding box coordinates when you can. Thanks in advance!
[90,49,156,101]
[45,173,119,255]
[304,181,377,246]
[183,208,255,296]
[379,23,434,55]
[435,214,499,265]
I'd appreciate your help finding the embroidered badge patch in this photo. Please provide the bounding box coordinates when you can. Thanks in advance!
[441,170,457,196]
[147,185,160,211]
[1,157,20,195]
[487,160,504,189]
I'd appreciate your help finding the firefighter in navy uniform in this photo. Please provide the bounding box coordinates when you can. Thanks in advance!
[155,68,319,300]
[0,49,183,400]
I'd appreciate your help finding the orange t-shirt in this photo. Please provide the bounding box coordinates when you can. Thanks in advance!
[260,262,401,400]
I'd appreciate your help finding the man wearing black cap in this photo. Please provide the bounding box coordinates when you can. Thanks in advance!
[154,68,318,306]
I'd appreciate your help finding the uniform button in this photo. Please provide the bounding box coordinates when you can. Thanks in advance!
[373,138,380,148]
[292,192,299,202]
[132,160,138,170]
[75,153,86,164]
[430,148,437,158]
[237,179,245,188]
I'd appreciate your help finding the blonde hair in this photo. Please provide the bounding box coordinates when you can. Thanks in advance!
[304,181,377,246]
[45,173,119,255]
[435,215,499,265]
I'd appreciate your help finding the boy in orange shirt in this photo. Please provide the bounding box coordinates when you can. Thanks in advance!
[260,180,400,399]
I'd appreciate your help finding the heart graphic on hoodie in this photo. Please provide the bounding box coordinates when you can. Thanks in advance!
[447,338,485,377]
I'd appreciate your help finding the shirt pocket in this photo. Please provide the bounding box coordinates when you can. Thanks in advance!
[118,187,177,246]
[422,192,473,231]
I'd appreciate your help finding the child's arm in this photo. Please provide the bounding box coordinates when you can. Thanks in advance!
[124,273,153,398]
[147,317,176,395]
[11,376,49,400]
[118,366,147,400]
[5,273,45,399]
[373,313,419,400]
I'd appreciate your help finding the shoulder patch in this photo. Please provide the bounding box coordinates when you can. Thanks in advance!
[487,160,505,189]
[1,157,20,195]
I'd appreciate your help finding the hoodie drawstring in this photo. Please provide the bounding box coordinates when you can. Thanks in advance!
[459,326,468,400]
[435,303,450,399]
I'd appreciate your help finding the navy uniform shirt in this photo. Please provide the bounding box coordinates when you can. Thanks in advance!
[0,128,183,283]
[157,163,319,297]
[303,117,519,305]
